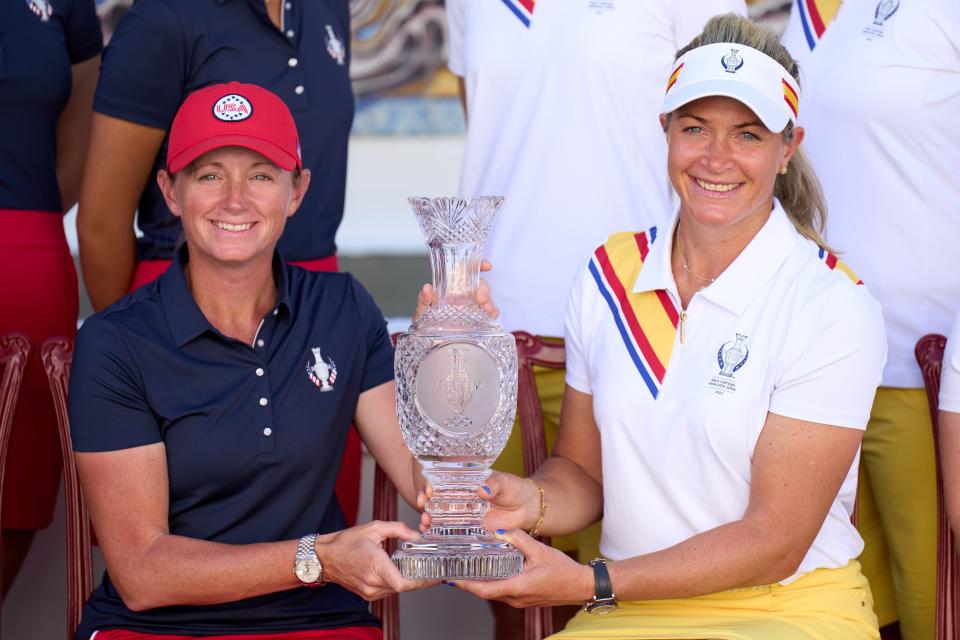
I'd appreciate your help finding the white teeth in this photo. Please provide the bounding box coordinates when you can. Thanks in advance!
[214,221,253,232]
[695,178,739,193]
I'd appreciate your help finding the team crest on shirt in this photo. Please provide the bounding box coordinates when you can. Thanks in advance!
[212,94,253,122]
[708,333,749,395]
[721,49,744,74]
[325,25,346,66]
[586,0,615,14]
[306,346,337,392]
[25,0,53,21]
[863,0,899,39]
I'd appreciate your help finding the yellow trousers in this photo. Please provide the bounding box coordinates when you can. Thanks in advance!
[494,361,600,558]
[857,387,936,639]
[550,561,878,639]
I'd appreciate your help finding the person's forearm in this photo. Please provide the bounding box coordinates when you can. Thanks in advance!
[107,534,300,611]
[531,455,603,537]
[607,517,805,603]
[78,216,137,311]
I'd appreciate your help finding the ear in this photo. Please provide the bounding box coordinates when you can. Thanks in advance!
[659,113,669,134]
[285,168,312,219]
[781,125,805,166]
[156,170,182,218]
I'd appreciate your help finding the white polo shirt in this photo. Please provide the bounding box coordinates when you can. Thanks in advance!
[446,0,746,336]
[565,201,887,582]
[940,314,960,414]
[781,0,960,388]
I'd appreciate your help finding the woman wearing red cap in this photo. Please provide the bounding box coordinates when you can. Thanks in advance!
[0,0,100,596]
[447,15,886,639]
[67,82,487,639]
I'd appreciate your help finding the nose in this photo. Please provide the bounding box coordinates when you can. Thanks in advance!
[221,176,248,213]
[702,136,735,174]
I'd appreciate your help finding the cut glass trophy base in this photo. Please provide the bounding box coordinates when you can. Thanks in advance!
[392,532,523,580]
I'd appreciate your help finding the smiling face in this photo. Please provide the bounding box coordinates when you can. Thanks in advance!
[662,96,802,237]
[157,146,310,269]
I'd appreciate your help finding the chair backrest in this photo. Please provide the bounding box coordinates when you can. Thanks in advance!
[0,332,32,623]
[915,333,957,640]
[40,337,92,640]
[513,330,567,640]
[42,334,403,640]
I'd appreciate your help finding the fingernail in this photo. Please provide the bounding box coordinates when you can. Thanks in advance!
[496,529,505,535]
[482,485,492,494]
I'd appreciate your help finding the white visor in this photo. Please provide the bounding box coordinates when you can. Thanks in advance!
[662,42,800,132]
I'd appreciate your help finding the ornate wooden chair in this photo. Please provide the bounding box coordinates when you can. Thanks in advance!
[915,333,958,640]
[42,334,402,639]
[513,330,569,640]
[0,332,32,627]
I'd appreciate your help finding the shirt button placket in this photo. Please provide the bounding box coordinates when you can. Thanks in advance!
[256,367,275,454]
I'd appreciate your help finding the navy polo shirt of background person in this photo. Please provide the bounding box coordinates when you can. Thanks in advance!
[0,0,102,213]
[93,0,353,262]
[67,249,394,635]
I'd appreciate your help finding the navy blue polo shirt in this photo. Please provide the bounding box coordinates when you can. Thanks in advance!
[68,248,392,636]
[0,0,102,212]
[93,0,353,261]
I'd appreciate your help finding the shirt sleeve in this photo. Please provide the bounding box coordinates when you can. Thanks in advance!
[445,0,465,77]
[93,0,187,129]
[349,276,396,392]
[564,259,593,395]
[670,0,747,49]
[769,287,887,429]
[63,0,103,64]
[69,316,164,452]
[940,312,960,413]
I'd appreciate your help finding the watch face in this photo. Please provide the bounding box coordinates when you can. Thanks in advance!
[586,600,618,615]
[295,557,321,583]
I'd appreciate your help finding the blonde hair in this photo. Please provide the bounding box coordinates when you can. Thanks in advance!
[674,13,831,251]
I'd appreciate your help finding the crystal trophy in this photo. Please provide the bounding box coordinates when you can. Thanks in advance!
[392,196,523,580]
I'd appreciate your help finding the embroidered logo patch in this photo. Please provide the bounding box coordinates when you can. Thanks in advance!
[709,333,749,395]
[863,0,898,39]
[306,346,337,392]
[212,94,253,122]
[325,25,346,66]
[25,0,52,21]
[721,49,744,74]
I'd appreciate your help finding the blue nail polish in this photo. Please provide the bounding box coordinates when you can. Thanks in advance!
[496,528,505,535]
[482,485,492,494]
[447,581,457,587]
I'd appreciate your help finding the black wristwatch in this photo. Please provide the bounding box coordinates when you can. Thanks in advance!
[583,557,619,614]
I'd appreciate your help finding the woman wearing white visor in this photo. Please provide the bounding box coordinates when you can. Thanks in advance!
[449,14,886,639]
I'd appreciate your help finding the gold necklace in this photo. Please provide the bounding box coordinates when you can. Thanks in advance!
[675,228,716,286]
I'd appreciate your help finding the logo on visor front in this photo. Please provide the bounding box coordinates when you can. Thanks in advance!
[721,49,744,74]
[212,94,253,122]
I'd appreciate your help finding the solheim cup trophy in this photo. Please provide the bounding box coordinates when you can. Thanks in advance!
[392,196,523,580]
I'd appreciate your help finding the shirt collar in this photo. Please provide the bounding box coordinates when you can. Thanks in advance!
[632,199,799,316]
[160,246,294,348]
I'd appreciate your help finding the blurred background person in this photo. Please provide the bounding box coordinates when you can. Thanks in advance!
[780,2,960,638]
[76,0,363,526]
[940,312,960,541]
[0,0,101,596]
[445,1,745,636]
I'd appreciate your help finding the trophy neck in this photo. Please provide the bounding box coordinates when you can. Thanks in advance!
[409,196,504,333]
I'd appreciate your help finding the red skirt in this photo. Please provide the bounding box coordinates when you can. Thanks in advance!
[0,210,78,530]
[130,254,361,526]
[92,626,382,640]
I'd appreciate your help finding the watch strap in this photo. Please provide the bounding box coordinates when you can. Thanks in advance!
[297,533,318,561]
[590,557,614,601]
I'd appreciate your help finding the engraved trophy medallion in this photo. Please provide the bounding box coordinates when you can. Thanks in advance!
[392,196,522,580]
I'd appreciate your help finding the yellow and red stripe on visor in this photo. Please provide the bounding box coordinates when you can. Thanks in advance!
[782,78,799,120]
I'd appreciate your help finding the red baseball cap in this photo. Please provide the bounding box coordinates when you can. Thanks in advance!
[166,81,302,174]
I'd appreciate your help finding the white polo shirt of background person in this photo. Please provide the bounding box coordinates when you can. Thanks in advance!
[780,0,960,388]
[940,313,960,414]
[565,200,887,582]
[446,0,746,336]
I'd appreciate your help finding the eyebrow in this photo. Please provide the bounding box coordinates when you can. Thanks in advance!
[676,112,763,129]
